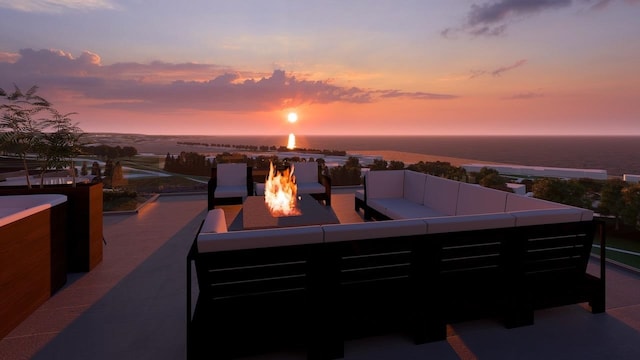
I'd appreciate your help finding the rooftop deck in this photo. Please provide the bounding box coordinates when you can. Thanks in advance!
[2,188,640,360]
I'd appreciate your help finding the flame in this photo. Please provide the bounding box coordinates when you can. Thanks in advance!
[264,161,301,217]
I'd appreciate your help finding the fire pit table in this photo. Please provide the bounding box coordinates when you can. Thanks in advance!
[238,194,339,230]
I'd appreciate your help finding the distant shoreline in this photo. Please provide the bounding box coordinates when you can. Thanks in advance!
[349,150,511,168]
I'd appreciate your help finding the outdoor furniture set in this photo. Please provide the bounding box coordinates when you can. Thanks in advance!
[187,169,605,359]
[208,161,331,210]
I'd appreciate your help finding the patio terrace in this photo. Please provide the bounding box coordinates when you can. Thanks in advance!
[1,188,640,360]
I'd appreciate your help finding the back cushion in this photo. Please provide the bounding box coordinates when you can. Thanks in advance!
[505,193,568,211]
[366,170,404,199]
[423,175,460,216]
[403,170,427,204]
[456,183,508,215]
[217,163,247,187]
[292,162,318,183]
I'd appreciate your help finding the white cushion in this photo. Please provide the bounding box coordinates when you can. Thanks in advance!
[510,208,583,227]
[369,198,443,219]
[403,170,427,205]
[579,208,594,221]
[214,185,247,198]
[322,219,426,243]
[216,163,247,187]
[423,175,460,216]
[505,193,568,211]
[456,183,508,215]
[366,170,404,199]
[197,225,324,252]
[424,213,515,234]
[355,189,365,201]
[292,162,318,183]
[296,182,326,194]
[200,208,228,233]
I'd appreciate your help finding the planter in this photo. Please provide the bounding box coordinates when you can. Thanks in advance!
[0,182,103,272]
[0,194,68,339]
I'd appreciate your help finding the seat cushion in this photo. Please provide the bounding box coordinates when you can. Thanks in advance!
[296,182,326,194]
[510,208,583,227]
[322,219,426,243]
[197,225,324,252]
[214,185,247,198]
[424,213,515,234]
[368,198,443,219]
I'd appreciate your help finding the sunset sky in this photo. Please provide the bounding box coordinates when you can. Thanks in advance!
[1,0,639,136]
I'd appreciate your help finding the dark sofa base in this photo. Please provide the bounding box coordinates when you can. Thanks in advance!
[187,219,605,360]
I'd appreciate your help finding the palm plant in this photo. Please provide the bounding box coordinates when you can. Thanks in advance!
[1,85,84,188]
[0,85,51,188]
[36,109,83,187]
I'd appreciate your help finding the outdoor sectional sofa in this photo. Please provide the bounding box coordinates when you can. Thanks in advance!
[187,169,605,360]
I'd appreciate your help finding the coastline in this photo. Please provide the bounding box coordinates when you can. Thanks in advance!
[349,150,510,168]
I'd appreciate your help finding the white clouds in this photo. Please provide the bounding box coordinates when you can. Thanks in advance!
[0,0,119,13]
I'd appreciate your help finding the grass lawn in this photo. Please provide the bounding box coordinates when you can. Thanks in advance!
[593,220,640,270]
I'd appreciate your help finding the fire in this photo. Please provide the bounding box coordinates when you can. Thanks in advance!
[264,162,301,217]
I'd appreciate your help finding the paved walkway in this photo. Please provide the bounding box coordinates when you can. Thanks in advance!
[1,190,640,360]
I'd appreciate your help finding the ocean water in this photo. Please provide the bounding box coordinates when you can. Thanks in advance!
[180,135,640,177]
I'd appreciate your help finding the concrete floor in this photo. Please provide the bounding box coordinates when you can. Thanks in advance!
[1,189,640,360]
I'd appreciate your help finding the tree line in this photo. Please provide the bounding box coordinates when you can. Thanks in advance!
[165,150,640,230]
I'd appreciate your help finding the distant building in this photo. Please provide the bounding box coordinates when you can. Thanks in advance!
[462,163,608,180]
[506,183,527,195]
[624,174,640,183]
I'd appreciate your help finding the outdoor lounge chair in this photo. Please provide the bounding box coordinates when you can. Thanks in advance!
[207,163,253,209]
[290,161,331,206]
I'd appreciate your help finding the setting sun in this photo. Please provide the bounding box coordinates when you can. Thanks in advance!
[287,112,298,123]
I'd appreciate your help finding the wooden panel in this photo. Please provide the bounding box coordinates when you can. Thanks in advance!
[0,183,104,272]
[0,210,51,339]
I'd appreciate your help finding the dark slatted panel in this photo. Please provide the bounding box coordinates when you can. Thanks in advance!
[196,244,315,301]
[441,241,502,274]
[524,224,593,277]
[337,237,414,286]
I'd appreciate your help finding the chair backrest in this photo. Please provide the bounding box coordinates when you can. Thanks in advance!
[291,162,319,183]
[216,163,248,186]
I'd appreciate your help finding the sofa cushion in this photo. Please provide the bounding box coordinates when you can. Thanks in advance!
[456,183,508,216]
[505,193,568,211]
[579,208,594,221]
[366,170,404,199]
[296,182,326,195]
[216,163,247,187]
[423,175,460,216]
[403,170,427,205]
[214,185,248,198]
[424,213,515,234]
[197,225,324,252]
[510,208,583,227]
[292,162,318,183]
[355,189,365,201]
[369,198,444,219]
[200,208,228,233]
[322,219,426,243]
